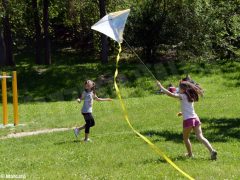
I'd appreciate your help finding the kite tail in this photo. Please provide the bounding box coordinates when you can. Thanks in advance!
[114,43,195,180]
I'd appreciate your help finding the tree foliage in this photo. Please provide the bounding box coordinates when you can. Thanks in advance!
[0,0,239,66]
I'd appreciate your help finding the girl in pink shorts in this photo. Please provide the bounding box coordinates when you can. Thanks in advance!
[157,80,217,160]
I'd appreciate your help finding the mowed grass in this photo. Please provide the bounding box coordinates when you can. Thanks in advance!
[0,62,240,179]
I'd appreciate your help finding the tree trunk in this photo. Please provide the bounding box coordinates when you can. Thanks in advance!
[43,0,51,65]
[145,45,156,64]
[0,30,6,66]
[99,0,108,64]
[32,0,42,65]
[2,0,14,66]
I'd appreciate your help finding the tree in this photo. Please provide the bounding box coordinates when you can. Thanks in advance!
[209,0,240,59]
[32,0,42,65]
[2,0,14,66]
[127,0,168,63]
[43,0,51,65]
[99,0,108,64]
[0,29,6,66]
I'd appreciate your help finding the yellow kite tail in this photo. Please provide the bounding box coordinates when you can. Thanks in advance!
[114,43,195,180]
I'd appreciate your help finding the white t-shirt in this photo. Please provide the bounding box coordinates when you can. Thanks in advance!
[81,91,96,113]
[179,93,198,120]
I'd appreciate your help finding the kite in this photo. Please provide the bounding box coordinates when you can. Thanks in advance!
[91,9,130,43]
[91,9,194,180]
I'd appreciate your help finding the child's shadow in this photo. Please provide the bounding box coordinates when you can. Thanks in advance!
[142,156,190,165]
[141,129,183,143]
[54,139,81,145]
[142,154,206,165]
[201,117,240,142]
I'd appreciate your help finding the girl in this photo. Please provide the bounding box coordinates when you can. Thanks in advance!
[74,80,112,142]
[156,80,217,160]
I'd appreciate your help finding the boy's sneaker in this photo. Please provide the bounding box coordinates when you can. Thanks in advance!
[73,128,80,138]
[211,150,217,160]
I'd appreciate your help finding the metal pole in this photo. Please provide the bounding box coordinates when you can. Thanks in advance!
[2,72,8,125]
[12,71,18,126]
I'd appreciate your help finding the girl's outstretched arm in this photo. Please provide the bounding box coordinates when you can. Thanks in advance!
[157,81,180,99]
[94,95,112,101]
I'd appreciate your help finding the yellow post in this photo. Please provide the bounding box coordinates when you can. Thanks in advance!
[12,71,19,126]
[2,72,8,125]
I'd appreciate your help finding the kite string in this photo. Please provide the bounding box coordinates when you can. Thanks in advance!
[114,43,195,180]
[123,39,158,81]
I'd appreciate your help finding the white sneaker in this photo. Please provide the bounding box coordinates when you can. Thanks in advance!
[73,128,79,138]
[83,138,92,142]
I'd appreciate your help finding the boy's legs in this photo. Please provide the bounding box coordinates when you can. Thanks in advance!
[183,127,193,157]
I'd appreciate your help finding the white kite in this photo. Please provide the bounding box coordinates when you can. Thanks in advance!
[91,9,130,43]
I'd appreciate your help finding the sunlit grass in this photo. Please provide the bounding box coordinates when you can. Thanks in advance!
[0,61,240,179]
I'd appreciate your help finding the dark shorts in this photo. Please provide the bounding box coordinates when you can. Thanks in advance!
[183,118,201,129]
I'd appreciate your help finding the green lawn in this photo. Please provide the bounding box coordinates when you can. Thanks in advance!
[0,61,240,179]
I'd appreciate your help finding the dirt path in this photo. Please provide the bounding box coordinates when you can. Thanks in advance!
[0,128,71,140]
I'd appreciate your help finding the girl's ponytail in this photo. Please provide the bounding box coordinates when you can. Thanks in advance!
[185,88,199,102]
[180,81,199,102]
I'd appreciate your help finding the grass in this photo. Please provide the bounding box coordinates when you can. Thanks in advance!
[0,60,240,179]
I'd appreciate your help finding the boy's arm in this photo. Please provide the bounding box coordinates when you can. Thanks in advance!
[157,81,180,99]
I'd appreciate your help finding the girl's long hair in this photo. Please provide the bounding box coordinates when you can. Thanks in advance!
[84,80,96,95]
[179,82,200,102]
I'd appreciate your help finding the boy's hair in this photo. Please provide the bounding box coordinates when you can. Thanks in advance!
[179,82,199,102]
[84,80,96,94]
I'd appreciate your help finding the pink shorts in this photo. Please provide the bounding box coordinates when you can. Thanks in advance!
[183,118,201,128]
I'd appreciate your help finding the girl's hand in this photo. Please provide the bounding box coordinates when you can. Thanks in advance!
[77,98,81,103]
[177,112,182,117]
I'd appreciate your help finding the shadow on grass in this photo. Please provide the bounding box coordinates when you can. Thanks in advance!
[142,155,202,165]
[141,118,240,143]
[3,52,239,103]
[54,139,82,145]
[142,158,168,164]
[8,61,187,102]
[2,62,117,103]
[141,130,182,143]
[220,61,240,87]
[201,117,240,142]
